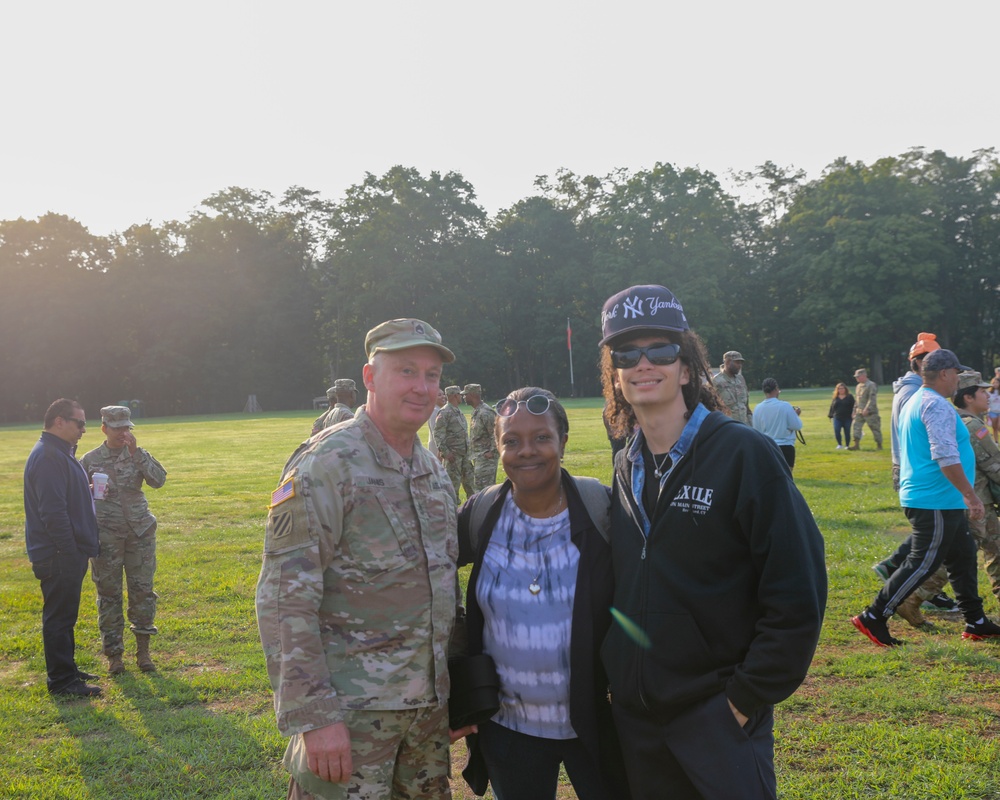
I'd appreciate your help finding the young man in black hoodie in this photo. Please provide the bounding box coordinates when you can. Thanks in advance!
[598,285,827,800]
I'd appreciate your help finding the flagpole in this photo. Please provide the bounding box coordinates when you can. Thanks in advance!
[567,317,575,397]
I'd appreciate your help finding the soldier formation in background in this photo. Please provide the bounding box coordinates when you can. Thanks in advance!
[462,384,499,491]
[81,406,167,675]
[849,367,882,450]
[434,385,475,498]
[712,350,752,424]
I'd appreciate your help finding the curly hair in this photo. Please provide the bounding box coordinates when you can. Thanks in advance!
[600,330,724,439]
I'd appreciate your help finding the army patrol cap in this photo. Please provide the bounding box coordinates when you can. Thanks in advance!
[332,379,356,391]
[922,349,971,373]
[100,405,134,428]
[724,351,745,362]
[364,318,455,363]
[956,371,992,392]
[853,368,868,378]
[909,332,941,360]
[461,384,483,396]
[600,285,689,347]
[445,385,462,396]
[326,386,337,400]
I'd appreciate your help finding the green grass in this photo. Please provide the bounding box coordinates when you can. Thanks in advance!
[2,394,1000,799]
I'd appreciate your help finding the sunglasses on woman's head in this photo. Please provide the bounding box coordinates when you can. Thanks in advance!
[496,395,552,417]
[610,342,681,370]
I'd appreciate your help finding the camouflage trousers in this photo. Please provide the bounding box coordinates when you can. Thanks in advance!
[852,413,883,446]
[90,521,158,656]
[445,455,475,501]
[285,705,451,800]
[471,453,498,493]
[970,507,1000,609]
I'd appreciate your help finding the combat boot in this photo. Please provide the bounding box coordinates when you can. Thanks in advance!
[135,634,156,672]
[106,652,125,675]
[847,438,861,451]
[895,593,928,629]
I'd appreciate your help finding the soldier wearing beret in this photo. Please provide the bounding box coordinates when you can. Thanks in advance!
[462,384,499,491]
[712,350,752,424]
[434,385,475,499]
[257,318,465,799]
[80,405,167,674]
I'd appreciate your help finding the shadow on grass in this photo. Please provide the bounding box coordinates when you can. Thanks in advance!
[54,670,283,799]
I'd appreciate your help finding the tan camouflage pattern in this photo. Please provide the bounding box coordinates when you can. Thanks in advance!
[852,379,883,445]
[468,402,498,491]
[284,706,451,799]
[712,369,751,424]
[432,403,474,497]
[81,442,167,654]
[960,410,1000,606]
[256,407,458,749]
[311,404,354,437]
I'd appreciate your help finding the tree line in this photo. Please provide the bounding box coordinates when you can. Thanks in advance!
[2,147,998,423]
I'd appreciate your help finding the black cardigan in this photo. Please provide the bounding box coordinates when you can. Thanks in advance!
[457,471,628,797]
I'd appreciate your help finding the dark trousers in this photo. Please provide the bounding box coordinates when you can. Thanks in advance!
[833,418,851,446]
[32,551,90,691]
[874,507,983,622]
[778,445,796,471]
[478,720,616,800]
[613,692,776,800]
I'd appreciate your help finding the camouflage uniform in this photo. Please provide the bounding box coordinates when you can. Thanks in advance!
[433,395,474,498]
[851,375,883,448]
[256,407,457,800]
[311,381,356,436]
[712,369,751,425]
[81,418,167,657]
[959,406,1000,608]
[311,388,339,436]
[464,385,499,492]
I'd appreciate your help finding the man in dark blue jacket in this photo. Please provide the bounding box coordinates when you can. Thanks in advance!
[24,398,102,696]
[598,285,827,800]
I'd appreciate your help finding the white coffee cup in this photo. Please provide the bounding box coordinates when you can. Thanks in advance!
[92,472,109,500]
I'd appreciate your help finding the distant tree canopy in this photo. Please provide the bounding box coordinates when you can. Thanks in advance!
[2,149,998,423]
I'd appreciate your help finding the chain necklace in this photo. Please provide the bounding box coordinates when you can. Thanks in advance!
[513,488,565,595]
[651,451,671,478]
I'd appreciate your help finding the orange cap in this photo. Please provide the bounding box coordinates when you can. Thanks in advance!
[909,332,940,360]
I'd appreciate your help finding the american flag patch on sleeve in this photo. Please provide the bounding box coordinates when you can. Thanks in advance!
[270,477,296,508]
[977,426,989,440]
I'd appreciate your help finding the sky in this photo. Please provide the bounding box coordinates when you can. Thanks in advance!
[3,1,998,236]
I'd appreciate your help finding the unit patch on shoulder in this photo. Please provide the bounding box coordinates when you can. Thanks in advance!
[270,476,296,508]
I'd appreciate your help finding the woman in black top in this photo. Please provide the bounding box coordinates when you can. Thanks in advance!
[829,382,855,449]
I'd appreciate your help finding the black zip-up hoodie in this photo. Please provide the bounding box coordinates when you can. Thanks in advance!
[601,410,826,719]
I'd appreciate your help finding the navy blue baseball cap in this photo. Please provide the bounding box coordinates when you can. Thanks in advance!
[599,285,689,347]
[922,349,971,372]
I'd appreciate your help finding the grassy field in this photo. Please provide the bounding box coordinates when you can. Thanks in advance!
[2,392,1000,799]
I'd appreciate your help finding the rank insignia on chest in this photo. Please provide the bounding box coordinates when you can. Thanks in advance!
[270,477,296,508]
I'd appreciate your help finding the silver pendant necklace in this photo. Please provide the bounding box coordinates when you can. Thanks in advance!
[652,451,670,478]
[516,489,564,596]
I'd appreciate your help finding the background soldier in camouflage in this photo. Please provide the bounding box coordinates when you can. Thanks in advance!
[80,405,167,674]
[256,318,468,800]
[712,350,752,424]
[311,380,358,436]
[955,372,1000,607]
[434,385,475,499]
[462,383,499,491]
[850,368,883,450]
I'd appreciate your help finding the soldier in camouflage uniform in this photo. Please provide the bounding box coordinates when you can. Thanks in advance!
[849,368,883,450]
[80,406,167,674]
[462,383,499,491]
[712,350,752,424]
[311,380,358,436]
[954,372,1000,608]
[434,385,475,499]
[256,318,465,800]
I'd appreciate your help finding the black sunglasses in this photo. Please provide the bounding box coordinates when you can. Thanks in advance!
[610,342,682,370]
[496,395,552,417]
[63,417,86,430]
